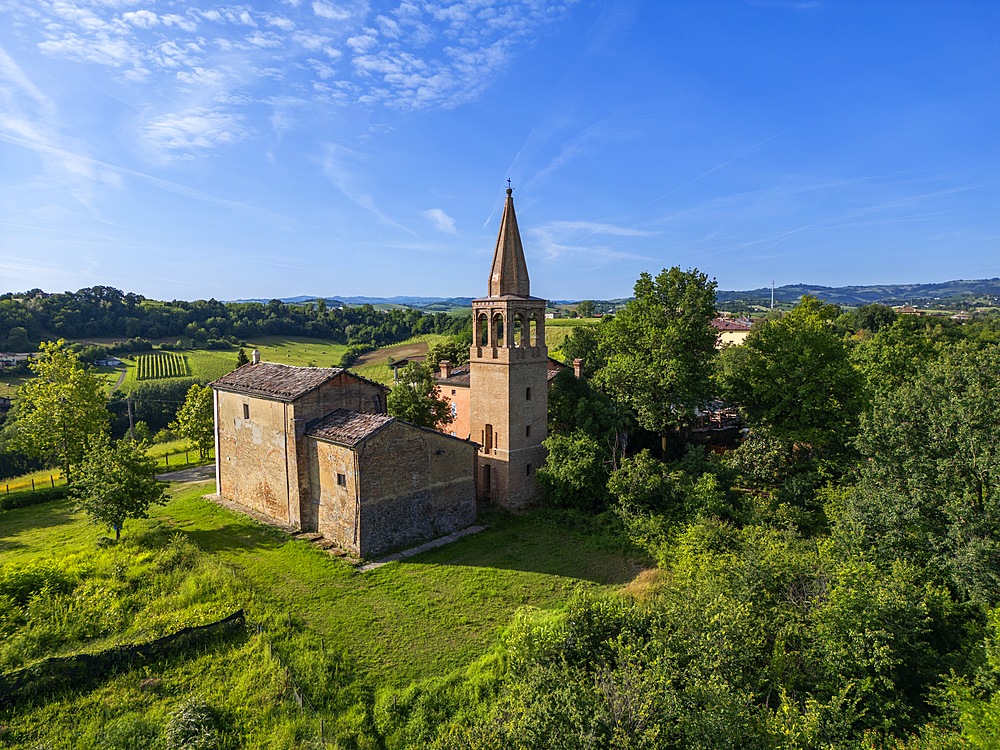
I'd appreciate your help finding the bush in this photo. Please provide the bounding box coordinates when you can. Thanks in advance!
[166,696,220,750]
[0,485,70,512]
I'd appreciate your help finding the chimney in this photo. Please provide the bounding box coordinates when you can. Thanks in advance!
[573,358,584,379]
[251,349,261,365]
[439,360,452,379]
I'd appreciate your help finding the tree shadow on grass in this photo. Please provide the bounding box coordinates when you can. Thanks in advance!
[181,523,287,555]
[0,501,80,539]
[406,521,651,586]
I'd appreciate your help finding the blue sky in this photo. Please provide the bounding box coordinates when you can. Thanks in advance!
[1,0,997,302]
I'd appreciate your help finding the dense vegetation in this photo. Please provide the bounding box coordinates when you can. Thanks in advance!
[5,270,1000,748]
[0,286,470,352]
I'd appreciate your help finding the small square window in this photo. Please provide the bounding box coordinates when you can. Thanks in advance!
[242,403,250,420]
[336,473,347,486]
[451,389,456,395]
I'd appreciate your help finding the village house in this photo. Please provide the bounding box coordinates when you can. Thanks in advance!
[711,316,753,346]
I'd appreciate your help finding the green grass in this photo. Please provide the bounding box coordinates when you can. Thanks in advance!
[184,350,238,381]
[0,483,645,747]
[545,317,600,358]
[240,336,349,368]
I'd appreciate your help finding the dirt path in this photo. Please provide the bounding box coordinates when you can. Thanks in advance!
[111,366,127,393]
[156,464,215,482]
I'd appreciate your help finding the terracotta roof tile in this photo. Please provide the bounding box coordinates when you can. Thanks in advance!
[212,362,343,401]
[307,409,394,446]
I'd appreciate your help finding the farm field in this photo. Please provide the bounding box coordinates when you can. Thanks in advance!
[0,481,646,747]
[240,336,349,369]
[545,317,600,358]
[351,334,449,384]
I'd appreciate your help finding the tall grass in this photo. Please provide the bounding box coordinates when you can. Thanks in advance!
[1,484,645,747]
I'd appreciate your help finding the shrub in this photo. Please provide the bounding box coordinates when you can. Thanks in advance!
[166,696,219,750]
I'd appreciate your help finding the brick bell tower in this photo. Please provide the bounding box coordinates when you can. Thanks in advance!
[469,186,548,509]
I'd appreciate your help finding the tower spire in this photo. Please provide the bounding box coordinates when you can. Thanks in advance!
[488,186,530,297]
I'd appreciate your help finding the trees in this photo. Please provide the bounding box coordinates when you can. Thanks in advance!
[716,296,864,457]
[842,342,1000,604]
[72,439,167,540]
[576,300,595,318]
[3,340,109,481]
[595,267,718,448]
[171,384,215,459]
[386,362,453,429]
[235,347,250,368]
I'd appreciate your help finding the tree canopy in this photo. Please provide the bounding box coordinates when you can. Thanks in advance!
[171,383,215,459]
[386,362,453,429]
[2,340,109,481]
[72,438,167,540]
[595,267,718,440]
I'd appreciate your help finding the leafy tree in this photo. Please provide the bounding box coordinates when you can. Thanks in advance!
[841,342,1000,604]
[72,439,167,540]
[3,340,109,481]
[576,300,595,318]
[547,368,633,468]
[171,384,215,459]
[595,267,718,451]
[536,431,610,511]
[6,325,29,351]
[426,335,471,369]
[235,347,250,368]
[559,323,603,376]
[386,362,453,429]
[716,295,865,458]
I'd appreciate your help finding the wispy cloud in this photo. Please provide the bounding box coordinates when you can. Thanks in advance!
[321,143,411,231]
[144,108,248,156]
[527,221,653,265]
[422,208,458,235]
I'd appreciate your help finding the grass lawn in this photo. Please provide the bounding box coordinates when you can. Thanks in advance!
[1,483,645,688]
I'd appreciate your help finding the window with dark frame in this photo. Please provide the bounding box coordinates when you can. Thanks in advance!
[336,473,347,486]
[242,403,249,420]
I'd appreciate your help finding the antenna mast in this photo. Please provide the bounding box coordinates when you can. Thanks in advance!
[771,280,775,310]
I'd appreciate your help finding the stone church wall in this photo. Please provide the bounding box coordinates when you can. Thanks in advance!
[216,391,295,526]
[356,423,476,558]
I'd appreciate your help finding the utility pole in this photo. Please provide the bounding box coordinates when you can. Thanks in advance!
[771,280,775,310]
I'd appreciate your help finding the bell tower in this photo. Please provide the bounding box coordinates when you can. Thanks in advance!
[469,187,548,509]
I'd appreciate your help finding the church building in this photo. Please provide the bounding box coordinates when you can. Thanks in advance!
[210,186,548,557]
[468,187,549,509]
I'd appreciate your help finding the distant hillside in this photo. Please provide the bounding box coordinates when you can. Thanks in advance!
[716,278,1000,307]
[231,279,1000,311]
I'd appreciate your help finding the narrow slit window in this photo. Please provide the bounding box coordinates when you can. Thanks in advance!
[525,424,531,437]
[242,403,250,420]
[526,463,532,476]
[526,387,532,401]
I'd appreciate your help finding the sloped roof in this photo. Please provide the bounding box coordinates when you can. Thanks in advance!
[488,188,530,298]
[307,408,394,447]
[711,317,753,331]
[435,365,471,386]
[212,362,344,401]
